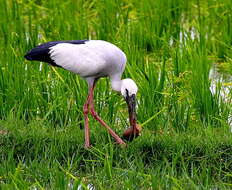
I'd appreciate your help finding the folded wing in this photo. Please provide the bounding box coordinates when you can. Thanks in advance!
[24,40,88,67]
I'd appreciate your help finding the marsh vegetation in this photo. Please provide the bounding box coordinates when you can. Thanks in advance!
[0,0,232,189]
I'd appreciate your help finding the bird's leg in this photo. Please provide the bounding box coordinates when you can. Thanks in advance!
[90,105,126,145]
[89,83,126,146]
[83,88,92,148]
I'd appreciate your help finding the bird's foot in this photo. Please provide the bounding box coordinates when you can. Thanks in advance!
[114,137,127,147]
[84,143,92,149]
[118,141,127,148]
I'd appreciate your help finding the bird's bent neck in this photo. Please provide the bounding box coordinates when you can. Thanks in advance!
[110,76,122,92]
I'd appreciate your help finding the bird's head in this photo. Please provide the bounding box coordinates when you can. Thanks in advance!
[121,79,138,98]
[121,79,141,141]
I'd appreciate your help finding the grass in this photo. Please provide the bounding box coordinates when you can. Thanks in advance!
[0,0,232,189]
[1,119,232,189]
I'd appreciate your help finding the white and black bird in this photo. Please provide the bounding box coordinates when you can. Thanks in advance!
[24,40,141,148]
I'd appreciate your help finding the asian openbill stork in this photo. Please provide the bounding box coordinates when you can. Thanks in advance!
[24,40,141,148]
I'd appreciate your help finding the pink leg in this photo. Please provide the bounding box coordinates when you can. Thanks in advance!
[83,89,91,148]
[88,83,126,146]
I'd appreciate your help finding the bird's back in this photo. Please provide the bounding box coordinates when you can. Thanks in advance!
[25,40,127,78]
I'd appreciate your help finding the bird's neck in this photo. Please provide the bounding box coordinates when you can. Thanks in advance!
[110,76,122,92]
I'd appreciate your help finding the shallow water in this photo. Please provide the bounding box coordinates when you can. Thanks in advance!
[209,65,232,131]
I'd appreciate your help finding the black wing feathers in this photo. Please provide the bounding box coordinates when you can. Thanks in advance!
[24,40,88,67]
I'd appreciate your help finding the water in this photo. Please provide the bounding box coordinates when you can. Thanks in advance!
[209,64,232,131]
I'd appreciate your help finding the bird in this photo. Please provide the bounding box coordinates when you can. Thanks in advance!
[24,40,141,148]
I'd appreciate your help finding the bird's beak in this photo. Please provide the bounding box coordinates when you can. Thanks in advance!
[122,94,141,141]
[127,94,136,127]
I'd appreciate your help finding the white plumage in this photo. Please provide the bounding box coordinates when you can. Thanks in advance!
[49,40,126,78]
